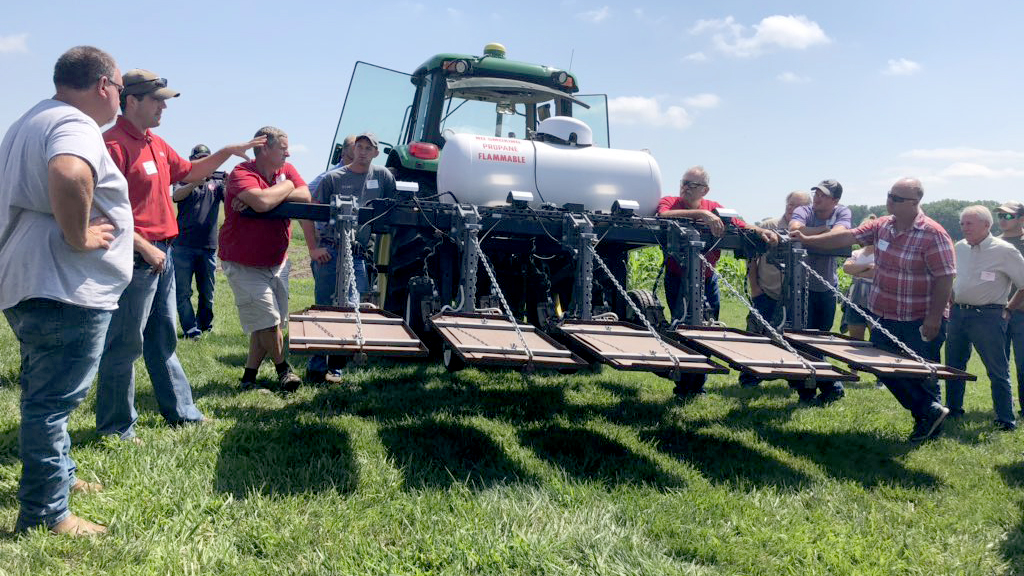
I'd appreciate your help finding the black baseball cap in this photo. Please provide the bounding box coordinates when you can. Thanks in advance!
[811,179,843,200]
[190,144,211,159]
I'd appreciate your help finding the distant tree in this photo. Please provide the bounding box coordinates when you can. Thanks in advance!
[846,199,1000,242]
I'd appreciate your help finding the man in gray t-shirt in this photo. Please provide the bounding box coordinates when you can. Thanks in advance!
[0,46,132,536]
[299,132,396,383]
[789,179,852,333]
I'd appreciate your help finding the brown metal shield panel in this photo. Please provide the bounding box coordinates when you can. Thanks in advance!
[430,312,587,370]
[288,306,429,357]
[673,326,857,382]
[557,320,727,374]
[783,331,976,381]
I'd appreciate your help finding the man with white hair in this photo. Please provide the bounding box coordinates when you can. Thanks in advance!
[945,205,1024,431]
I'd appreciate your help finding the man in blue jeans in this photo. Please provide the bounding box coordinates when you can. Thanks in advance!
[944,205,1024,431]
[172,144,225,339]
[0,46,133,535]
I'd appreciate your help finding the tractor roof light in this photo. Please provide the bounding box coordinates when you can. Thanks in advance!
[442,59,471,74]
[409,142,440,160]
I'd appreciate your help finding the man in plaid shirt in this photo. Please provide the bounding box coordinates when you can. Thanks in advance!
[793,178,956,444]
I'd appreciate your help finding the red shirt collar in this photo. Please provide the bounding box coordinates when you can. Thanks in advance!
[114,115,152,143]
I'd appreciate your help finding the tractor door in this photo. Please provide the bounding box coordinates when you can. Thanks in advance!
[328,62,416,169]
[573,94,610,147]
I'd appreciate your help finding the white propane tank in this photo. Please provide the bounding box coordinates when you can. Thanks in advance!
[436,122,663,215]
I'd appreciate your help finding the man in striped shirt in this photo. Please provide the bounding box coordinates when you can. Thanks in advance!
[792,178,956,444]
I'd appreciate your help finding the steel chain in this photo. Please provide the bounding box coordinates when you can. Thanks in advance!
[800,261,938,379]
[341,227,364,348]
[697,252,817,379]
[587,243,681,369]
[473,236,533,361]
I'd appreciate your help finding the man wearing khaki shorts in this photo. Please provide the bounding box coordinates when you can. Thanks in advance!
[218,126,311,391]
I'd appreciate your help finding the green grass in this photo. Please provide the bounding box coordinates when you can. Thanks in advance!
[1,272,1023,575]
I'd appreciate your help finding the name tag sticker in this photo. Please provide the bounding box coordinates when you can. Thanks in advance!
[877,239,890,251]
[142,161,158,175]
[277,174,286,184]
[981,271,997,281]
[366,179,379,189]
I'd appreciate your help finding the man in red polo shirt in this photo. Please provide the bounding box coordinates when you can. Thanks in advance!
[219,126,311,391]
[97,69,264,441]
[793,178,957,444]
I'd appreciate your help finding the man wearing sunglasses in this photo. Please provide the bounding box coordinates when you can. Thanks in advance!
[657,165,778,396]
[0,46,131,536]
[97,69,265,442]
[792,178,956,444]
[996,201,1024,421]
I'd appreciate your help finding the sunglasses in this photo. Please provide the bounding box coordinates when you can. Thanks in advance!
[887,192,917,204]
[125,77,168,92]
[999,212,1020,221]
[681,180,707,189]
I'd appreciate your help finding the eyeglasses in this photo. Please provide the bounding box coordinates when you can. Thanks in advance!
[887,192,917,204]
[998,212,1020,221]
[681,180,707,189]
[105,77,124,95]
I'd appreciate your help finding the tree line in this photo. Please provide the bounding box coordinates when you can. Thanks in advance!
[847,198,1001,242]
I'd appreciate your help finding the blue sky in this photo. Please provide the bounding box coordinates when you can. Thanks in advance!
[2,0,1021,222]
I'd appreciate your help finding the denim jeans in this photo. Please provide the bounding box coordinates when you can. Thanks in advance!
[4,299,112,531]
[1006,309,1024,414]
[308,244,369,374]
[665,272,720,323]
[870,317,946,420]
[945,306,1015,424]
[171,245,216,337]
[807,289,838,332]
[96,241,204,439]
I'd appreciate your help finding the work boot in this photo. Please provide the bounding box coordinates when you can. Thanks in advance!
[50,514,107,537]
[71,479,103,494]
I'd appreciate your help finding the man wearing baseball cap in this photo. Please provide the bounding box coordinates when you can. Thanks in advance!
[788,179,852,403]
[97,69,264,441]
[171,144,226,339]
[997,200,1024,419]
[301,132,396,383]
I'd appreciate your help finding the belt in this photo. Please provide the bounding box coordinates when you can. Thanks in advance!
[954,303,1004,311]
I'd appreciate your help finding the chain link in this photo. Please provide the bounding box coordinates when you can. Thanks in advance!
[588,244,681,370]
[473,236,533,362]
[697,252,817,380]
[799,261,938,379]
[341,227,364,348]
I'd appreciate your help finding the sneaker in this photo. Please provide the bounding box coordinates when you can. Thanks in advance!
[240,380,271,394]
[278,369,301,393]
[948,408,966,419]
[909,406,949,444]
[994,419,1017,432]
[182,329,202,340]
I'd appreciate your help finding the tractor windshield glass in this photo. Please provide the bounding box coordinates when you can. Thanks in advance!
[329,61,414,169]
[440,97,527,140]
[573,94,610,148]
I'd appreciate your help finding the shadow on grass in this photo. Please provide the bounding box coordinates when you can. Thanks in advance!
[641,426,813,489]
[214,416,357,498]
[519,424,685,488]
[0,367,18,389]
[380,419,539,490]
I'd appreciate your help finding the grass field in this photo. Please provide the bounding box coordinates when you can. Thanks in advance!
[1,261,1023,574]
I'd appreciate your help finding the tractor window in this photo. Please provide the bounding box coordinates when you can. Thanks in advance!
[329,61,415,169]
[573,94,610,148]
[439,97,528,140]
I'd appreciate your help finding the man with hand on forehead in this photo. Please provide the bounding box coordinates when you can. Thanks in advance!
[98,69,265,442]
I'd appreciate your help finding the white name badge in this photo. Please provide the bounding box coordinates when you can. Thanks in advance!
[877,239,890,251]
[277,174,286,184]
[981,271,997,281]
[143,160,158,175]
[366,179,379,189]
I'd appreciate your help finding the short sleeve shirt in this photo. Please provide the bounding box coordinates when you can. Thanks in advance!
[657,196,747,278]
[952,235,1024,306]
[314,165,397,246]
[852,213,956,321]
[174,174,225,249]
[219,161,306,267]
[790,204,852,291]
[0,100,133,310]
[104,116,191,241]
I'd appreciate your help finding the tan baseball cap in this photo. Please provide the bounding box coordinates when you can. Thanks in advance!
[122,69,180,99]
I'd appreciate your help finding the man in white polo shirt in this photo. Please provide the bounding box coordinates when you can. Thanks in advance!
[945,205,1024,431]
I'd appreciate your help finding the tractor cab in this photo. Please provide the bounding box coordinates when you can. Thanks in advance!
[327,43,609,193]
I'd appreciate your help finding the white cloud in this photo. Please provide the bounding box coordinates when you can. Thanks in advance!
[900,147,1024,162]
[936,162,1024,179]
[683,51,707,62]
[777,71,810,83]
[690,15,830,58]
[0,33,28,54]
[882,58,921,76]
[608,96,693,129]
[576,6,609,23]
[683,93,720,109]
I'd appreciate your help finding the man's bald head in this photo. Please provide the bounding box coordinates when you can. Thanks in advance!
[891,177,924,200]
